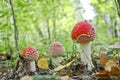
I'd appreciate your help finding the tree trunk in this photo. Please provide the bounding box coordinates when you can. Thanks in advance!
[114,20,118,38]
[115,0,120,17]
[37,27,43,38]
[9,0,19,54]
[53,0,56,39]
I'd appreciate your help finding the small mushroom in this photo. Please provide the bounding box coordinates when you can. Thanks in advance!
[21,46,39,72]
[48,42,65,66]
[71,21,96,71]
[49,42,65,57]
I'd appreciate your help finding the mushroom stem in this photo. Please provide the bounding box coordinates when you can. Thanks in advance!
[30,61,36,72]
[80,42,94,71]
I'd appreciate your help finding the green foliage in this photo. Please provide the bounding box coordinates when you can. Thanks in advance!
[33,74,58,80]
[0,0,119,57]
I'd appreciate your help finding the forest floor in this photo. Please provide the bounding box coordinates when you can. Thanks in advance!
[0,42,120,80]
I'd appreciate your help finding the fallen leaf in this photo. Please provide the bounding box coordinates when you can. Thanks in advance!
[20,76,32,80]
[54,65,65,72]
[114,53,120,60]
[59,70,73,77]
[109,42,120,50]
[65,58,75,67]
[56,75,69,80]
[73,62,87,76]
[105,60,117,72]
[60,60,66,65]
[96,70,109,77]
[65,70,73,77]
[97,55,120,78]
[37,57,49,70]
[110,66,120,76]
[54,58,75,72]
[0,54,6,60]
[100,55,108,66]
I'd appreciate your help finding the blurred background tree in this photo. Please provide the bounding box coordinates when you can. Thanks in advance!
[0,0,119,58]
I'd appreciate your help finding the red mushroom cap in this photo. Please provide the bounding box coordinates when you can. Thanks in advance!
[49,42,65,57]
[71,21,96,43]
[21,46,39,61]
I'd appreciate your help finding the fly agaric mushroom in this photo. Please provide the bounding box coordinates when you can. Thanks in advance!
[21,46,39,72]
[71,21,96,71]
[49,42,65,57]
[48,42,65,66]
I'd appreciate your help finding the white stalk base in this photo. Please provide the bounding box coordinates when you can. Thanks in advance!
[30,61,36,72]
[52,57,64,66]
[80,42,94,71]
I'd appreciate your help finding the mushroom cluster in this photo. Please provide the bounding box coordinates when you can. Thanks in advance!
[71,21,96,71]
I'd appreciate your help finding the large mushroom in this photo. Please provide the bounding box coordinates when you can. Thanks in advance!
[21,46,39,72]
[71,21,96,71]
